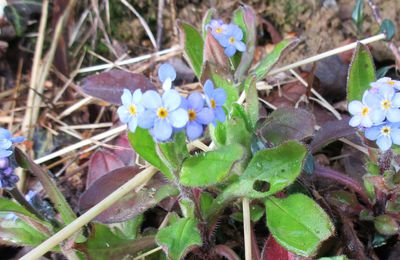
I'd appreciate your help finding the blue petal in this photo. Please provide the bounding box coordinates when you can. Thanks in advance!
[162,78,173,91]
[204,80,214,98]
[387,109,400,122]
[392,93,400,107]
[0,149,12,158]
[348,100,363,115]
[391,128,400,145]
[215,107,226,122]
[187,92,204,112]
[218,35,230,47]
[370,109,386,124]
[0,139,12,150]
[196,107,214,125]
[127,117,138,132]
[121,89,132,106]
[10,136,25,143]
[213,88,227,106]
[158,63,176,83]
[349,115,362,127]
[132,89,142,104]
[224,45,236,57]
[360,116,373,128]
[365,126,381,140]
[232,24,243,40]
[363,92,380,108]
[162,89,181,111]
[377,135,392,151]
[186,121,203,140]
[117,106,131,123]
[169,108,188,128]
[179,96,189,110]
[0,128,11,139]
[153,119,173,141]
[138,110,156,129]
[142,90,162,109]
[234,41,246,52]
[379,85,395,99]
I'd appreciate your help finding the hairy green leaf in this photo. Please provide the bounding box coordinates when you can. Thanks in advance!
[347,43,375,102]
[265,194,335,257]
[179,22,204,78]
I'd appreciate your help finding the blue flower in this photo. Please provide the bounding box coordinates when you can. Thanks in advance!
[158,63,176,91]
[207,19,227,40]
[118,89,145,133]
[204,80,226,125]
[181,92,214,140]
[348,91,375,128]
[367,85,400,123]
[0,128,25,158]
[365,122,400,151]
[138,90,188,141]
[218,24,246,57]
[370,77,400,91]
[0,167,19,189]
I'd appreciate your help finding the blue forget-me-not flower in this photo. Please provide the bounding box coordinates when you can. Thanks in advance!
[138,90,188,141]
[348,91,374,128]
[218,23,246,57]
[158,63,176,91]
[204,80,227,125]
[181,92,214,140]
[365,122,400,151]
[0,128,25,158]
[368,85,400,124]
[117,89,145,133]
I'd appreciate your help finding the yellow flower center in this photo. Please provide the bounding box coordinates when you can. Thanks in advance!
[129,105,137,115]
[210,99,216,109]
[229,37,236,44]
[381,99,392,110]
[361,107,369,116]
[157,107,168,119]
[215,27,222,34]
[388,80,395,85]
[381,126,391,136]
[188,109,196,121]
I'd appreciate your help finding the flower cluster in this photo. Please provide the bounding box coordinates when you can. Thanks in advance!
[0,128,25,189]
[348,77,400,151]
[206,19,246,57]
[118,64,226,142]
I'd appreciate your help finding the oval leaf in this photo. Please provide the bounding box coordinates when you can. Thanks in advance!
[346,43,375,102]
[79,166,178,223]
[265,194,335,257]
[81,70,156,105]
[87,149,125,188]
[180,143,245,187]
[156,217,202,260]
[179,22,204,78]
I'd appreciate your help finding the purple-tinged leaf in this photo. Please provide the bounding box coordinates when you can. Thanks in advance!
[80,70,156,105]
[214,244,241,260]
[233,5,256,82]
[86,149,125,189]
[112,133,136,166]
[79,166,178,223]
[203,31,229,68]
[259,107,316,146]
[310,117,355,153]
[261,235,310,260]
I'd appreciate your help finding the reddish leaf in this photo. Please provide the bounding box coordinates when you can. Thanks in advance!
[86,149,125,188]
[80,70,156,105]
[113,133,136,166]
[203,31,229,68]
[261,236,311,260]
[79,166,178,223]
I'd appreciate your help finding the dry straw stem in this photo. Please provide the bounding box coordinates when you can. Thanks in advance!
[22,34,385,259]
[242,198,252,260]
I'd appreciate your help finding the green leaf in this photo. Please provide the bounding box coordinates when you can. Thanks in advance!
[180,143,245,187]
[179,22,204,79]
[0,212,49,247]
[347,43,376,102]
[380,19,396,41]
[351,0,364,32]
[233,5,257,81]
[156,217,202,260]
[230,204,264,222]
[201,62,238,112]
[128,128,173,179]
[265,194,335,257]
[158,131,189,172]
[374,214,399,236]
[252,38,299,80]
[202,8,216,39]
[244,76,259,129]
[210,122,227,146]
[14,148,77,225]
[376,65,394,79]
[213,141,307,207]
[319,256,350,260]
[78,223,156,260]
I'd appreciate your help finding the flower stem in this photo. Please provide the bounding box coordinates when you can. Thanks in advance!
[8,188,45,221]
